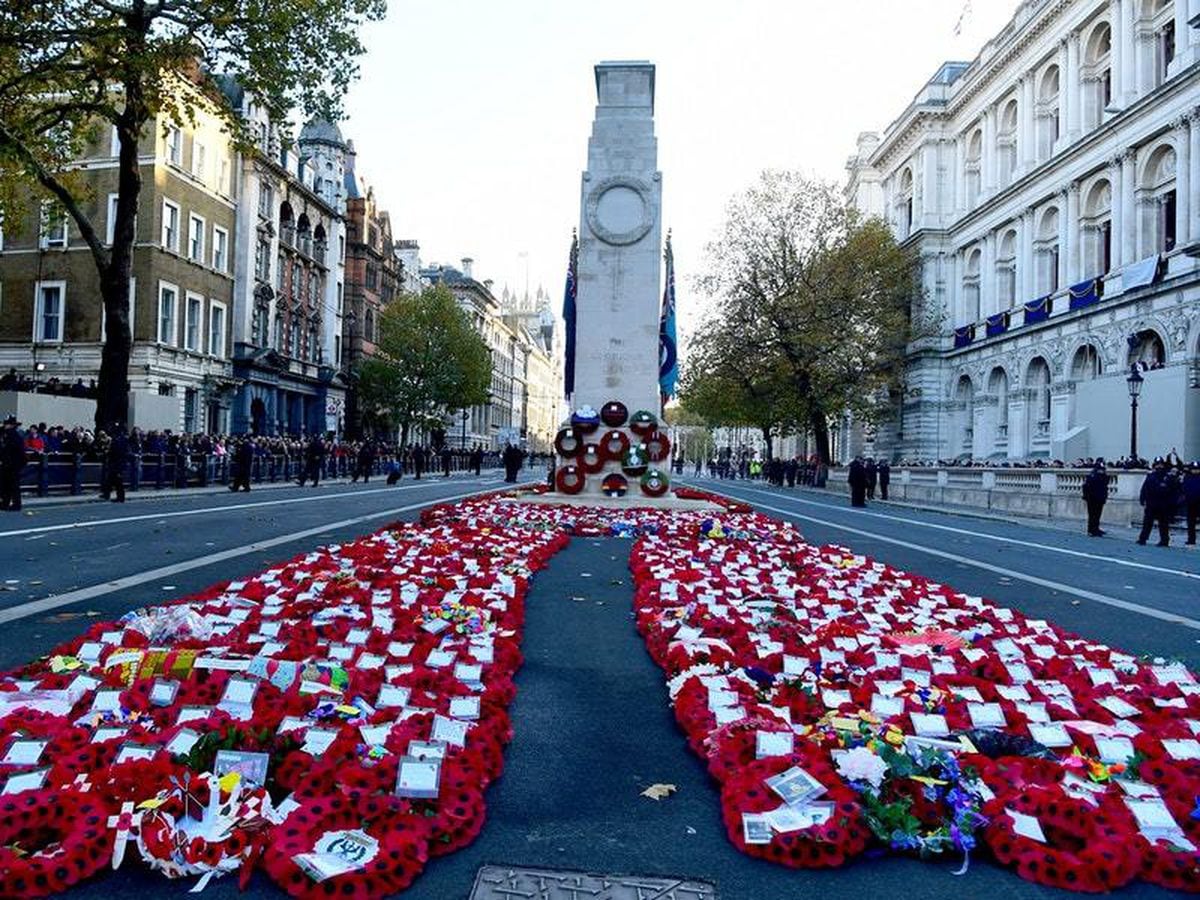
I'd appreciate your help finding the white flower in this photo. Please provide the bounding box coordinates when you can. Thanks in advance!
[836,746,888,790]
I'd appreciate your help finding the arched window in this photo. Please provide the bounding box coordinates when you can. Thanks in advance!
[1027,356,1052,429]
[279,201,295,247]
[988,366,1010,444]
[1128,329,1166,368]
[1142,0,1176,86]
[364,308,375,344]
[1139,143,1178,254]
[308,324,319,362]
[1082,22,1113,131]
[1036,65,1061,161]
[1081,179,1113,275]
[965,129,983,208]
[997,99,1018,187]
[955,376,975,457]
[296,213,312,257]
[996,229,1017,310]
[962,247,981,323]
[313,223,327,259]
[1035,207,1061,294]
[1071,344,1103,380]
[273,314,284,351]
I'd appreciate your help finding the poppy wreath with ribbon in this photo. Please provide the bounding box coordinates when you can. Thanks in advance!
[600,400,628,427]
[0,788,110,898]
[553,426,583,458]
[555,465,585,495]
[262,792,431,900]
[640,468,670,497]
[579,443,605,474]
[982,784,1141,892]
[642,429,671,463]
[601,473,629,498]
[599,429,631,461]
[621,445,650,477]
[629,409,658,437]
[569,406,601,434]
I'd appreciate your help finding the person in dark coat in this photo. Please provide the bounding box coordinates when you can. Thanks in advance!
[1081,459,1109,537]
[1183,460,1200,546]
[878,460,891,500]
[864,458,878,500]
[352,440,375,483]
[230,437,254,492]
[502,443,523,483]
[412,445,425,480]
[441,445,452,477]
[101,423,128,502]
[297,434,326,487]
[785,458,797,488]
[0,416,27,511]
[470,445,483,476]
[1137,456,1180,546]
[847,456,867,507]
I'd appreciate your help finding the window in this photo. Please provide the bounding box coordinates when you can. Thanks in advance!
[274,314,284,351]
[292,262,302,297]
[165,125,182,165]
[1161,189,1177,252]
[255,238,270,281]
[308,325,319,362]
[1101,69,1112,108]
[192,141,206,180]
[334,334,341,367]
[1100,220,1112,273]
[187,213,205,261]
[258,183,273,219]
[208,301,226,356]
[1049,246,1060,292]
[252,303,268,347]
[336,282,343,315]
[218,157,231,196]
[289,320,300,357]
[105,194,120,245]
[100,278,135,342]
[158,382,175,397]
[158,282,178,345]
[33,282,65,342]
[276,254,285,290]
[161,199,180,251]
[212,226,228,272]
[1160,22,1176,83]
[184,292,202,351]
[40,203,67,249]
[184,389,197,433]
[339,235,345,262]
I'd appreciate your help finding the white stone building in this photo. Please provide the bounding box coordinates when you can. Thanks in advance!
[846,0,1200,463]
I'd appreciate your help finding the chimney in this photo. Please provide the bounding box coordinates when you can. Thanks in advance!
[483,279,494,292]
[461,257,474,279]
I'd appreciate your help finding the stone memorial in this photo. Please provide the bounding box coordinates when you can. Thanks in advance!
[554,61,670,501]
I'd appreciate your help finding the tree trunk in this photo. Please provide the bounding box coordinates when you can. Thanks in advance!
[809,411,831,466]
[400,421,410,449]
[94,66,147,430]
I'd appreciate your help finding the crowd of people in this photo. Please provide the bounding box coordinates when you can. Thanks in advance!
[896,455,1154,470]
[0,367,98,398]
[0,414,544,510]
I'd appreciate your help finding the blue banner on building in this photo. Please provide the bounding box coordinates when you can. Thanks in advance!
[1068,276,1103,311]
[1023,294,1052,325]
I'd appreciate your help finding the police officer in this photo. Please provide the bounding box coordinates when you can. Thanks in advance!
[878,460,891,501]
[297,433,326,487]
[441,444,452,478]
[848,456,867,508]
[101,423,128,503]
[230,436,254,492]
[1081,459,1109,537]
[864,458,878,500]
[0,415,26,511]
[1183,460,1200,547]
[1136,456,1180,547]
[470,444,483,476]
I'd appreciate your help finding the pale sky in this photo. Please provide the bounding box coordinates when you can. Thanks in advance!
[341,0,1022,335]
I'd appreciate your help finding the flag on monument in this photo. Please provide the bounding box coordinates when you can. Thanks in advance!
[658,233,678,402]
[562,231,579,399]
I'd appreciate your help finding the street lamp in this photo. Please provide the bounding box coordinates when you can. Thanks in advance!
[1127,364,1144,461]
[460,409,469,450]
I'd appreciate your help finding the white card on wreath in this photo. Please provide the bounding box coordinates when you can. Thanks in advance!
[1095,736,1135,763]
[755,730,793,759]
[910,713,950,737]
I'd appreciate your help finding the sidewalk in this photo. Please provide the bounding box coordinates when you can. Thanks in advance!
[13,470,503,510]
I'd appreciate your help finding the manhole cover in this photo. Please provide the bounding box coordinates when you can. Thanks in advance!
[470,864,716,900]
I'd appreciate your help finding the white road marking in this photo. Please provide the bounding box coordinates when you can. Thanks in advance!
[694,485,1200,631]
[702,480,1200,581]
[0,478,495,539]
[0,486,499,625]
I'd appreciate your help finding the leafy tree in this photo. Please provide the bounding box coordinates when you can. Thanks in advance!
[0,0,386,429]
[678,322,802,459]
[698,170,921,464]
[356,285,492,447]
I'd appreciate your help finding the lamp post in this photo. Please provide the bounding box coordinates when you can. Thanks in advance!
[1127,365,1144,461]
[460,409,469,450]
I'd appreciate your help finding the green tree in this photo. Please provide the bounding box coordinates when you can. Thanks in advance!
[356,285,492,447]
[698,170,920,464]
[0,0,385,429]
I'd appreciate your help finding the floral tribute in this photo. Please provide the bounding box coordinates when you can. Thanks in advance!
[0,498,569,897]
[630,515,1200,892]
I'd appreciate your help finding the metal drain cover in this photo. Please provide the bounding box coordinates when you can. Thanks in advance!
[469,864,717,900]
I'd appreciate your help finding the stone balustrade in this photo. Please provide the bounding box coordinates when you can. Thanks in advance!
[825,465,1146,525]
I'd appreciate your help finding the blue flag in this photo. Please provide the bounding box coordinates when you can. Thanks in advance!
[562,232,578,399]
[659,233,678,403]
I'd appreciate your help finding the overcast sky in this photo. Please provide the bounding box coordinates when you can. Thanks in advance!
[341,0,1021,334]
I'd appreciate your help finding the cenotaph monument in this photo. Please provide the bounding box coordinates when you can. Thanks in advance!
[552,61,672,501]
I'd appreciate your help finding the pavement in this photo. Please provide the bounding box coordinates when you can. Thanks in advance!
[3,475,1194,899]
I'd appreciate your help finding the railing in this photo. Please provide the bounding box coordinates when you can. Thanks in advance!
[17,451,504,498]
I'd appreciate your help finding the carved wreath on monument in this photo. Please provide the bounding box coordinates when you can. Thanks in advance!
[584,176,657,246]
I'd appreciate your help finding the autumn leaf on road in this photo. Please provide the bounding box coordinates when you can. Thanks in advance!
[640,783,677,801]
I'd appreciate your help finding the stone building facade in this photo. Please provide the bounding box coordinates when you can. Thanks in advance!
[0,82,240,432]
[846,0,1200,463]
[222,82,349,436]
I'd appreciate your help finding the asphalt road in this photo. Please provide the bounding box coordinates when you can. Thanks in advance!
[3,477,1194,899]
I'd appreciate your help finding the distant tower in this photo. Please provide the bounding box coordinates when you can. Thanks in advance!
[298,119,348,214]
